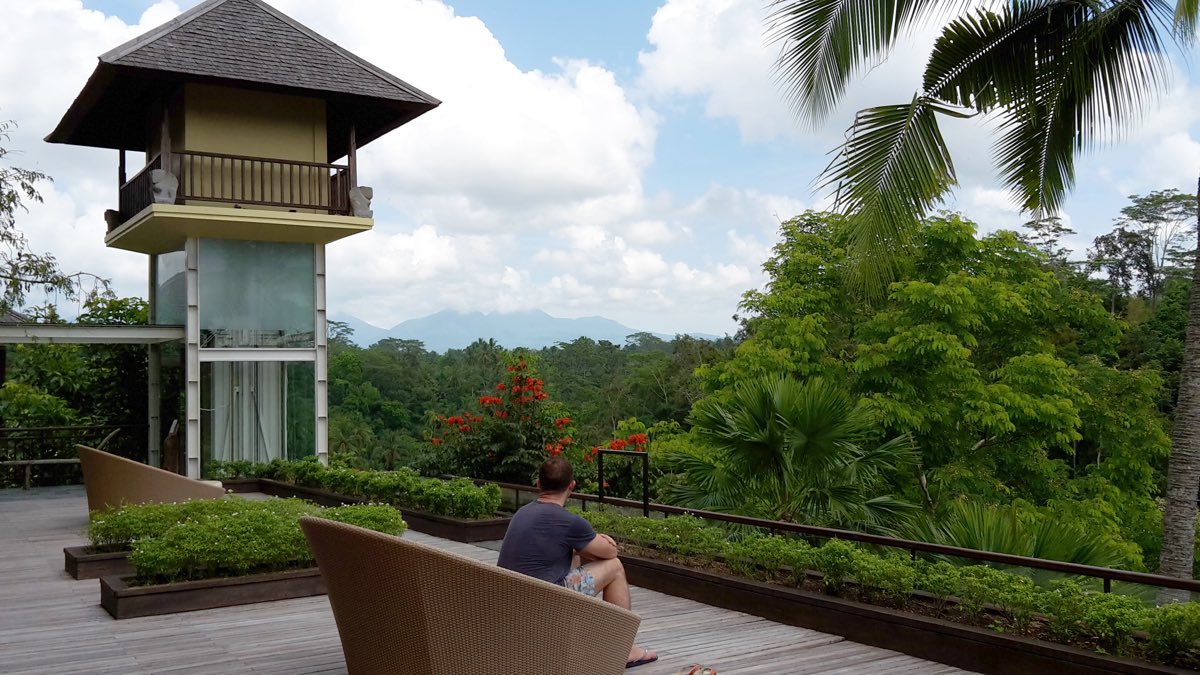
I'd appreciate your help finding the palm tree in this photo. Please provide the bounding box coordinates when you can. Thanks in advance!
[906,500,1133,580]
[662,376,918,534]
[767,0,1199,581]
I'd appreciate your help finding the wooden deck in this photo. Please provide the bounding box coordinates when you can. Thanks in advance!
[0,486,974,674]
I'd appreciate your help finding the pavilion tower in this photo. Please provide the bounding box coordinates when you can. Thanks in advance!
[47,0,438,478]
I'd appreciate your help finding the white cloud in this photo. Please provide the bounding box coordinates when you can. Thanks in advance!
[1,0,809,336]
[638,0,939,145]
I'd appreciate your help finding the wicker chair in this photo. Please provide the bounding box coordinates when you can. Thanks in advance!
[300,516,642,675]
[76,444,226,512]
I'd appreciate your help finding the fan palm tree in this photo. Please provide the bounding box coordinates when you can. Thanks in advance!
[767,0,1199,582]
[662,376,919,534]
[906,500,1133,580]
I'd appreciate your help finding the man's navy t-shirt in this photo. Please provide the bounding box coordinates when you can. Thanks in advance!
[497,500,596,585]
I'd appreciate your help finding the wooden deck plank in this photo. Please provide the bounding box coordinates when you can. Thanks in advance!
[0,486,976,674]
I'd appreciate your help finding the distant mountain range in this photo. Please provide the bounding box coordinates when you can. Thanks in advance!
[331,310,722,352]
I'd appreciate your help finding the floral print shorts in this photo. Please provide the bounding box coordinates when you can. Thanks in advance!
[560,566,600,596]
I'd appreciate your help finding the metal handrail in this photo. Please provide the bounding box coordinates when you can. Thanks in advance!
[596,449,650,517]
[480,478,1200,594]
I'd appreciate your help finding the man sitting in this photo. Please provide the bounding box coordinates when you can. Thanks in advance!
[498,456,658,670]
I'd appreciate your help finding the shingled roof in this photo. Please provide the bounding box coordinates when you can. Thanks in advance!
[47,0,439,160]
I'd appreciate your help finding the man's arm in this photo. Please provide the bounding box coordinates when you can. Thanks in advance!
[578,532,619,560]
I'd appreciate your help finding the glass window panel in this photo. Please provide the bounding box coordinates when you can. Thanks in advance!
[153,250,186,326]
[198,239,314,348]
[200,361,315,467]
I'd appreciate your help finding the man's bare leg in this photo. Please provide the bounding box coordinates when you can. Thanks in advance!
[578,557,654,662]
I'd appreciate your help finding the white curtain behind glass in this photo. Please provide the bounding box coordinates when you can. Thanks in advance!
[210,362,286,462]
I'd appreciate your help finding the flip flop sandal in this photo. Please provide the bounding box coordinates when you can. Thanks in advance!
[626,647,659,670]
[672,665,717,675]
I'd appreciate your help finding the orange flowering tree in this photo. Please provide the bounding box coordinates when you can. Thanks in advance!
[426,356,577,483]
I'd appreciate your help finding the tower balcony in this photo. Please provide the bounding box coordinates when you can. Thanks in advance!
[108,150,371,254]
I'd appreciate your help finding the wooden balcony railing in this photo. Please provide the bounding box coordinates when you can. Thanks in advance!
[116,150,353,225]
[117,154,161,225]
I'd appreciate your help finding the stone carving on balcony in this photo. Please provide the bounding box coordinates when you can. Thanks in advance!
[349,186,373,218]
[151,169,178,204]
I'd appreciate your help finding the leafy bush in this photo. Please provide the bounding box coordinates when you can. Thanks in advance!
[88,499,252,550]
[1142,602,1200,666]
[567,510,1199,667]
[203,459,502,520]
[1076,592,1149,655]
[852,553,917,606]
[918,561,961,614]
[812,539,861,592]
[128,501,405,584]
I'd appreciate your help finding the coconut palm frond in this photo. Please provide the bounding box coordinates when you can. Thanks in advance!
[823,97,968,297]
[767,0,967,125]
[922,1,1065,110]
[1177,0,1200,37]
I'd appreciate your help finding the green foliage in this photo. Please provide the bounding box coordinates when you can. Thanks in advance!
[1142,602,1200,666]
[851,552,917,606]
[665,375,918,533]
[421,354,578,483]
[0,382,78,428]
[206,459,502,520]
[128,501,404,584]
[907,500,1134,572]
[0,120,105,312]
[575,510,1194,666]
[88,498,259,550]
[812,538,861,591]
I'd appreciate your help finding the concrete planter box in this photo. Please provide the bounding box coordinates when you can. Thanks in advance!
[252,479,511,542]
[64,545,132,580]
[620,554,1190,675]
[99,568,325,619]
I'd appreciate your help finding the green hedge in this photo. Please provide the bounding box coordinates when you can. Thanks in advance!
[123,499,405,584]
[207,459,502,520]
[579,510,1200,668]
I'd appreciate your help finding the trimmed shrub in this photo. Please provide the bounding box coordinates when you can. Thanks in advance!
[207,459,502,520]
[88,498,256,550]
[128,501,405,584]
[1142,602,1200,666]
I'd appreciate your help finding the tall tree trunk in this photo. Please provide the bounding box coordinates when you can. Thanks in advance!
[1159,175,1200,594]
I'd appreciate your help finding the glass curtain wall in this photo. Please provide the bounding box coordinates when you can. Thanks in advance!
[198,239,316,465]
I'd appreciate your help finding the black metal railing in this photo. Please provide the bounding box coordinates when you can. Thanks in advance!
[596,449,650,517]
[117,154,161,224]
[480,478,1200,595]
[0,424,146,489]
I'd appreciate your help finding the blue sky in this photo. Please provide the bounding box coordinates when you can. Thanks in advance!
[6,0,1200,336]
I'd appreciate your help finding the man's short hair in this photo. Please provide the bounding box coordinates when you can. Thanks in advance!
[538,456,574,493]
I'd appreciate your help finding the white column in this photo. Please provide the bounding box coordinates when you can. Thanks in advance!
[185,237,201,478]
[314,243,329,465]
[147,255,160,467]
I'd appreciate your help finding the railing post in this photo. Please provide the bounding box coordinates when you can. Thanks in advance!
[23,463,31,490]
[641,451,650,518]
[1103,578,1112,593]
[597,451,605,506]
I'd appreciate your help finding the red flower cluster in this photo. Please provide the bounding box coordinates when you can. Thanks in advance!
[479,395,503,405]
[554,417,571,429]
[544,435,574,457]
[582,433,650,461]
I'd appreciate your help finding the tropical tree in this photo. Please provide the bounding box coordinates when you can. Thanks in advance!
[907,500,1133,574]
[0,121,103,310]
[766,0,1200,580]
[662,375,919,534]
